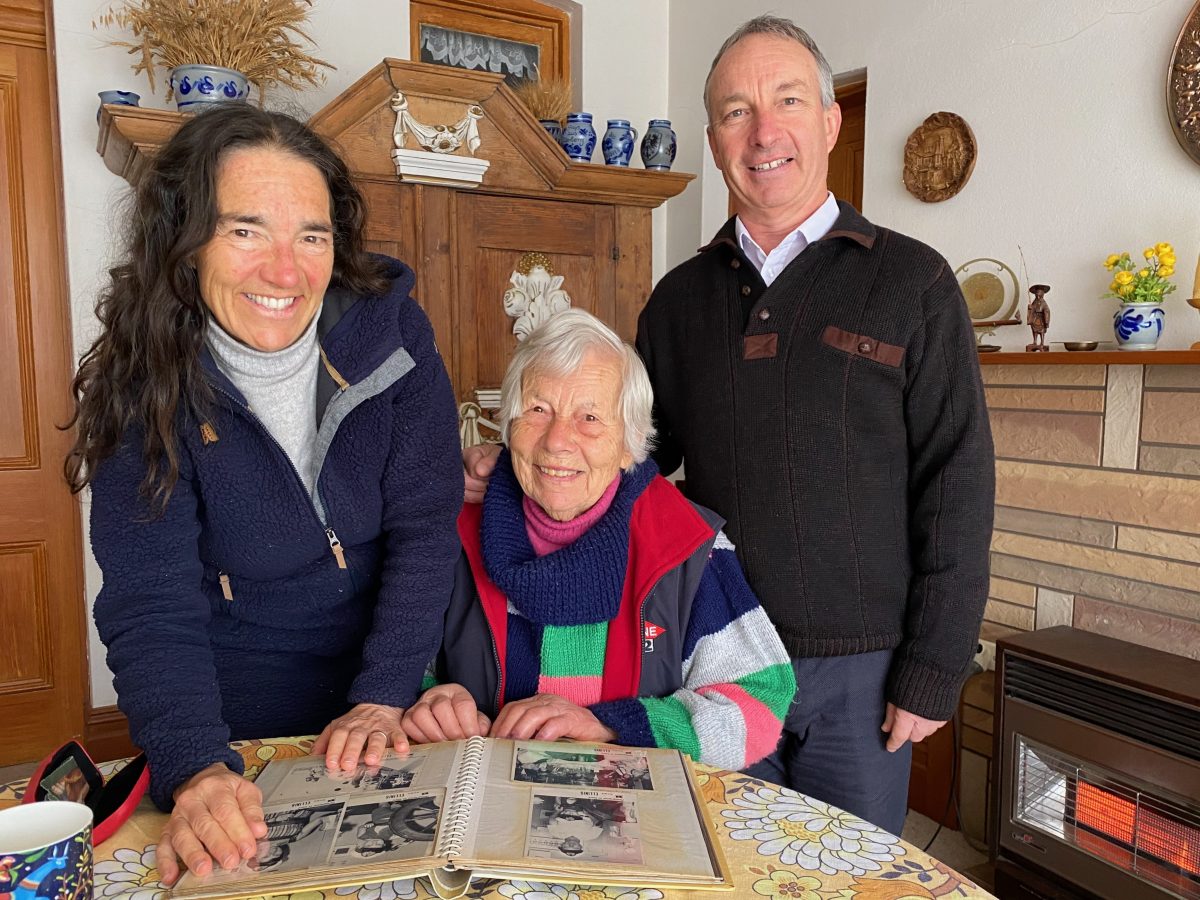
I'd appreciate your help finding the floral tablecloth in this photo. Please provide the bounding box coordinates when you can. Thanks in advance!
[0,738,994,900]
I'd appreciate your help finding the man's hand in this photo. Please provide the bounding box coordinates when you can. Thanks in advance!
[156,763,266,886]
[312,702,409,771]
[402,683,491,743]
[881,702,947,752]
[489,693,617,743]
[463,443,501,504]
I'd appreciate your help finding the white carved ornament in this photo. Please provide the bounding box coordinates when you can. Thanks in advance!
[391,90,484,154]
[389,90,491,187]
[504,252,572,341]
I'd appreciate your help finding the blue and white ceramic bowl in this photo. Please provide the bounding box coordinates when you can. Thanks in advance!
[97,90,140,123]
[169,64,249,111]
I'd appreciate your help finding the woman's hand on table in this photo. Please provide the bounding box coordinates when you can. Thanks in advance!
[157,763,267,886]
[489,693,617,743]
[402,683,491,743]
[313,702,409,771]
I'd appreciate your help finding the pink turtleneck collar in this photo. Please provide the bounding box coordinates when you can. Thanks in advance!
[523,476,621,556]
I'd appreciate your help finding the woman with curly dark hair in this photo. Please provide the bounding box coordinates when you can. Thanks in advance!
[66,104,461,884]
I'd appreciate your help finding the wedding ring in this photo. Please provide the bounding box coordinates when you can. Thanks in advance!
[371,730,389,742]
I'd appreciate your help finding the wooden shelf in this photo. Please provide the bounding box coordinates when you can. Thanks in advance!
[978,349,1200,365]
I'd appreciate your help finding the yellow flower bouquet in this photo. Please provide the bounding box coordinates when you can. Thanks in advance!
[1103,243,1176,304]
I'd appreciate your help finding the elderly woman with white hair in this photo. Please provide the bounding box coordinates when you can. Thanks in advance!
[402,309,795,769]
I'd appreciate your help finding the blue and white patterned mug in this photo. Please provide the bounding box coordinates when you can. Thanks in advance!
[97,90,140,123]
[602,119,639,166]
[559,112,597,163]
[0,803,93,900]
[640,118,677,171]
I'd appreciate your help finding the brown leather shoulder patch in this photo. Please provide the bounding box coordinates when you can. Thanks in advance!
[743,333,778,360]
[821,325,904,367]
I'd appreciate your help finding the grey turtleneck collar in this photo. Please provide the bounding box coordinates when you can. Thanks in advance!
[205,307,323,495]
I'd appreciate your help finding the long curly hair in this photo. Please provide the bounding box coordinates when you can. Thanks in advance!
[65,104,387,511]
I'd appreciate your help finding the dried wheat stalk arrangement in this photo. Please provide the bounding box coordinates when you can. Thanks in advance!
[95,0,334,98]
[512,75,572,124]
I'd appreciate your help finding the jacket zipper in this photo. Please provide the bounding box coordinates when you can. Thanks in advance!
[211,384,347,569]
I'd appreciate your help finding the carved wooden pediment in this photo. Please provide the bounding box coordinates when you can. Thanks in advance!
[99,59,691,208]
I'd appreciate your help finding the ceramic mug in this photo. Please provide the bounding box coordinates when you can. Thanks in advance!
[601,119,639,166]
[0,802,94,900]
[559,112,597,162]
[96,90,140,124]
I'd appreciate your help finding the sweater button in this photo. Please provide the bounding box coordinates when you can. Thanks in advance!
[758,308,770,321]
[740,285,752,296]
[858,340,873,353]
[730,258,741,269]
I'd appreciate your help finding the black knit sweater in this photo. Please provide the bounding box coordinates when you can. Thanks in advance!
[635,203,994,721]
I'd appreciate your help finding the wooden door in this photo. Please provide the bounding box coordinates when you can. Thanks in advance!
[828,80,865,211]
[454,192,615,400]
[0,1,88,765]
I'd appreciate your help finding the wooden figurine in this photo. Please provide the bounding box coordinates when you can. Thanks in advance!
[1026,284,1051,352]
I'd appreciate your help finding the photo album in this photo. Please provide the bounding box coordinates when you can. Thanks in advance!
[170,737,732,900]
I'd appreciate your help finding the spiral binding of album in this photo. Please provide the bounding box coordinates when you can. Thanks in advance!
[435,735,487,860]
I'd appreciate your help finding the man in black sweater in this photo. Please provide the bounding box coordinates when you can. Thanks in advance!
[633,15,993,835]
[464,14,992,838]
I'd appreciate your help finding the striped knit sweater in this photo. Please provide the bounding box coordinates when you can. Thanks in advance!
[452,452,796,770]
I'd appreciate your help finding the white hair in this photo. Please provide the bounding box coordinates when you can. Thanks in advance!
[498,309,656,466]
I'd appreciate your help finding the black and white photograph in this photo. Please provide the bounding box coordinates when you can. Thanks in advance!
[513,745,654,791]
[262,755,425,804]
[418,23,540,86]
[525,790,642,865]
[256,801,343,874]
[329,790,444,864]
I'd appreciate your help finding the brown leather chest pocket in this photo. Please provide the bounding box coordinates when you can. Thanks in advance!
[821,325,904,367]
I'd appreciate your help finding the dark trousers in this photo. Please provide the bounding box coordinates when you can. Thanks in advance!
[743,649,912,837]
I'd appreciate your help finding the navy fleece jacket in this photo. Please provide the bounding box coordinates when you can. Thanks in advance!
[90,257,462,809]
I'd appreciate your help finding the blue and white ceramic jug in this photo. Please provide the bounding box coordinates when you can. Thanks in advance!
[602,119,639,166]
[560,112,597,162]
[640,119,677,171]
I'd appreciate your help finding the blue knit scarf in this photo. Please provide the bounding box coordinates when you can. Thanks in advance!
[481,449,657,626]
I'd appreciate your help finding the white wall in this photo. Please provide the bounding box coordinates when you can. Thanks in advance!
[54,0,669,707]
[667,0,1200,350]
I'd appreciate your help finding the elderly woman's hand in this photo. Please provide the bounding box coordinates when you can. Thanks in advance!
[402,683,491,743]
[463,443,501,504]
[156,763,267,886]
[489,693,617,743]
[313,702,409,771]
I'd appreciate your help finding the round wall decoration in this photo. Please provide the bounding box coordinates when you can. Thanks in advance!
[902,111,977,202]
[1168,1,1200,165]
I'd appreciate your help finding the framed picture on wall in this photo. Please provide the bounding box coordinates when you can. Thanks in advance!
[409,0,572,90]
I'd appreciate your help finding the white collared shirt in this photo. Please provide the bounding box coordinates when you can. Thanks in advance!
[734,191,841,287]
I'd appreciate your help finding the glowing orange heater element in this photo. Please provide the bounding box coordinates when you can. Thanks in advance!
[1075,781,1200,877]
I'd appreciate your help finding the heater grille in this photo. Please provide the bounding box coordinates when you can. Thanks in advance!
[1005,657,1200,761]
[1014,737,1200,899]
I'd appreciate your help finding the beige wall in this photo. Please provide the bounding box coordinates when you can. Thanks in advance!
[982,362,1200,660]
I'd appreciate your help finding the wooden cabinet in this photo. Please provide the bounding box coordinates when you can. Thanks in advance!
[98,59,692,404]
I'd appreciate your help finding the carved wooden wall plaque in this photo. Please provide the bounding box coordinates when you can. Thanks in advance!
[1169,1,1200,165]
[902,111,976,202]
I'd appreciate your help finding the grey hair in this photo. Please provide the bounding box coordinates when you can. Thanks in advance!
[703,15,835,120]
[498,309,656,466]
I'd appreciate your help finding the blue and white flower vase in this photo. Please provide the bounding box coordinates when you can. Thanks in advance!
[601,119,639,166]
[640,118,677,171]
[539,119,563,142]
[559,112,597,162]
[1113,301,1165,350]
[168,64,249,111]
[97,90,140,123]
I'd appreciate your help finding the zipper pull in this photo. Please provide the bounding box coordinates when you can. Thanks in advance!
[218,572,233,601]
[326,528,348,569]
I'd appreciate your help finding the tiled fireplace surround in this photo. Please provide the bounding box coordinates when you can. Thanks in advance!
[958,355,1200,847]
